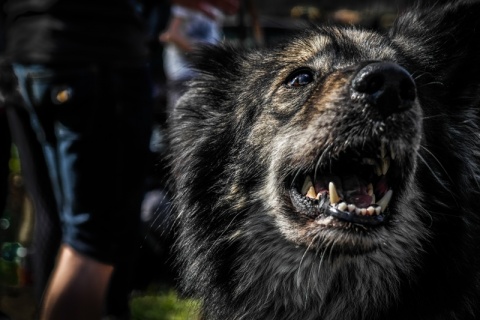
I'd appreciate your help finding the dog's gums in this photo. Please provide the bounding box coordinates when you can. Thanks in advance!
[290,142,394,226]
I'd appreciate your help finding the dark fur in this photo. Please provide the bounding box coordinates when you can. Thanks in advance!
[168,2,480,319]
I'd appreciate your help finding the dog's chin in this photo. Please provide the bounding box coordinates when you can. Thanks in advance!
[283,203,393,254]
[275,140,414,254]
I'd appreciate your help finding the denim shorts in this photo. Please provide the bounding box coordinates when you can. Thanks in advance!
[12,63,153,263]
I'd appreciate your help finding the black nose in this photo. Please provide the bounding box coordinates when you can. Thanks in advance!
[351,62,416,116]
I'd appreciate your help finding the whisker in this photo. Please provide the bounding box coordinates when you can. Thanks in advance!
[416,148,460,207]
[417,146,453,185]
[417,81,444,88]
[315,145,333,178]
[422,114,445,120]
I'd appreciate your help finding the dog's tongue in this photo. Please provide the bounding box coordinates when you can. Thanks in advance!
[342,175,373,208]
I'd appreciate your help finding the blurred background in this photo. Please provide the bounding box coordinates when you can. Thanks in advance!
[0,0,423,319]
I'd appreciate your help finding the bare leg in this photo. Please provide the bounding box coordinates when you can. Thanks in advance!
[39,245,114,320]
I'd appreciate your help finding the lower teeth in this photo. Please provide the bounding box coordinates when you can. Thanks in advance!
[326,183,392,216]
[301,180,392,217]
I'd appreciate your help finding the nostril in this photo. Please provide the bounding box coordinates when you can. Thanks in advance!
[399,78,416,101]
[351,62,416,116]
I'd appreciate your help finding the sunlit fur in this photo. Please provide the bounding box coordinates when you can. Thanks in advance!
[168,2,480,319]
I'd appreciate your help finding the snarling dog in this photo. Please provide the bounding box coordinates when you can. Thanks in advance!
[168,1,480,319]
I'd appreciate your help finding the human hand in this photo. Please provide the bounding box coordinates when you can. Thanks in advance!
[159,16,194,52]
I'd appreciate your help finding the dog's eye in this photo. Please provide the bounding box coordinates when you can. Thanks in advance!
[285,68,314,87]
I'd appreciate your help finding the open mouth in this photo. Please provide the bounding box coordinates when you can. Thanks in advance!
[289,142,396,226]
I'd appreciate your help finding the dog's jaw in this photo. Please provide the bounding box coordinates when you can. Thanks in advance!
[260,61,423,253]
[288,140,395,226]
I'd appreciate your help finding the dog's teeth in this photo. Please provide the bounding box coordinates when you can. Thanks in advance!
[355,207,361,215]
[367,183,374,196]
[371,194,376,205]
[307,186,317,199]
[377,190,393,213]
[382,157,390,175]
[367,206,375,215]
[329,182,340,204]
[375,206,382,215]
[348,204,356,212]
[375,165,382,176]
[302,176,314,195]
[380,141,386,159]
[390,145,396,160]
[338,202,348,211]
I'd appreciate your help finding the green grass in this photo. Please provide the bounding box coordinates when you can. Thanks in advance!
[130,288,201,320]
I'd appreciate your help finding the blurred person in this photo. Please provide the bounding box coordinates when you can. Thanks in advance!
[159,0,239,111]
[3,75,62,313]
[2,1,154,319]
[0,56,61,310]
[0,103,9,219]
[0,1,9,237]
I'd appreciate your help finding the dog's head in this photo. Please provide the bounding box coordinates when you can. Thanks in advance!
[169,2,480,318]
[230,28,423,253]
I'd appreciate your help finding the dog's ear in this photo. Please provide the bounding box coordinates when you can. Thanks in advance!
[189,43,245,81]
[390,1,480,102]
